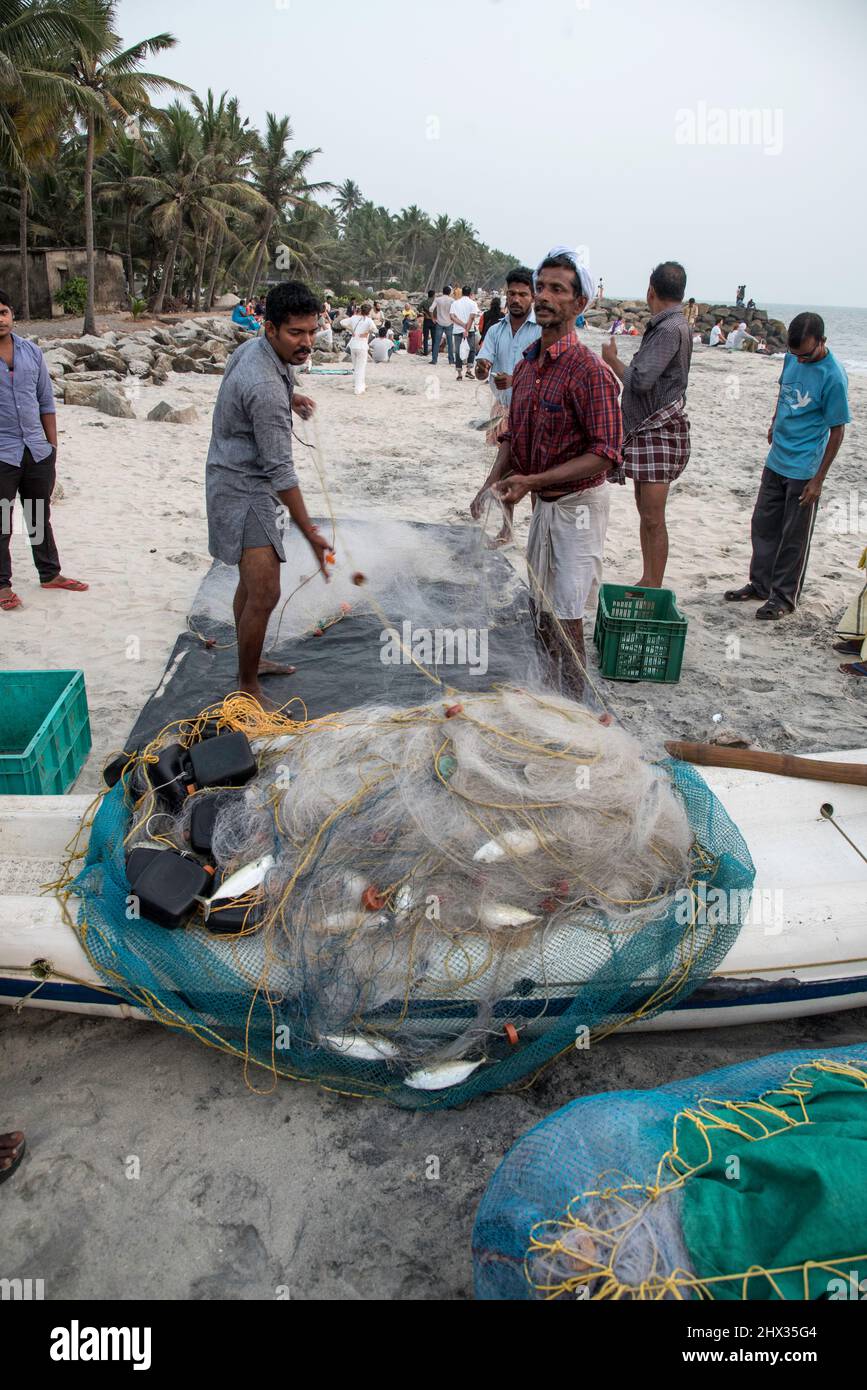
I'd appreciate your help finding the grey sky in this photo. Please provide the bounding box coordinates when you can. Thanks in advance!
[117,0,867,306]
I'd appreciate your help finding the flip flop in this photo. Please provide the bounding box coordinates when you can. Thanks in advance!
[724,584,764,602]
[840,661,867,679]
[40,577,89,592]
[0,1134,25,1185]
[0,590,22,611]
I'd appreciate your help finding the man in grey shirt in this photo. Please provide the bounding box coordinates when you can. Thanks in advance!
[206,280,330,702]
[602,261,693,586]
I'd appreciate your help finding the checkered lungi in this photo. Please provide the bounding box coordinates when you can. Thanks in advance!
[619,397,690,484]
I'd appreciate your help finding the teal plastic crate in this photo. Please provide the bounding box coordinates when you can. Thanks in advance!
[593,585,687,682]
[0,670,91,794]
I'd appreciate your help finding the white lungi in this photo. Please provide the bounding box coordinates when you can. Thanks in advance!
[350,341,368,395]
[525,483,610,620]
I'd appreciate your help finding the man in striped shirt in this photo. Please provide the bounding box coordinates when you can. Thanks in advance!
[471,250,622,697]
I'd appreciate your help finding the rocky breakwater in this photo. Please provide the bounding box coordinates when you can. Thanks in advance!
[583,298,789,352]
[30,315,256,407]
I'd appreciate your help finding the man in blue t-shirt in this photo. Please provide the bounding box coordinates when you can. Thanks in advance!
[725,311,850,618]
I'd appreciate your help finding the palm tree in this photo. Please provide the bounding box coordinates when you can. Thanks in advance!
[0,0,100,318]
[94,127,151,302]
[246,113,332,299]
[394,204,430,290]
[440,216,477,289]
[332,176,362,224]
[424,214,452,293]
[192,90,259,307]
[62,0,188,334]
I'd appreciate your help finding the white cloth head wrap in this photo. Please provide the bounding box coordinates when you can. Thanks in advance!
[534,245,594,303]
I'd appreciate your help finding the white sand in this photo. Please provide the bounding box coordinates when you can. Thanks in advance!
[4,332,865,787]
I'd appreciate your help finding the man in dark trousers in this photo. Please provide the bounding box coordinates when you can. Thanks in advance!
[206,280,330,702]
[725,312,850,619]
[0,291,87,611]
[602,261,693,587]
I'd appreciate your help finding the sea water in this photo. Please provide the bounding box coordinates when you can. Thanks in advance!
[765,303,867,375]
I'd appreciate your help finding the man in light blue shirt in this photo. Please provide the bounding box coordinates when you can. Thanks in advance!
[0,290,87,611]
[473,267,541,542]
[725,311,850,618]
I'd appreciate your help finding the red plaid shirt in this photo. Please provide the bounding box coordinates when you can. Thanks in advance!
[502,330,622,494]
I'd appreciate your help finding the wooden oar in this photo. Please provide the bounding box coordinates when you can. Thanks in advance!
[664,742,867,788]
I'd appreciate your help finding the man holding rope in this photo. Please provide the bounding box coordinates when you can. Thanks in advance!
[470,246,622,697]
[206,280,330,703]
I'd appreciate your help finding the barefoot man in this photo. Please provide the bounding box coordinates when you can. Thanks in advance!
[206,280,330,701]
[471,247,622,697]
[0,290,88,610]
[601,261,692,587]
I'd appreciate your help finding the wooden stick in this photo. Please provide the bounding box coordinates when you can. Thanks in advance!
[664,742,867,788]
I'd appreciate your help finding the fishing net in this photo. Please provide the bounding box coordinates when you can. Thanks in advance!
[473,1044,867,1298]
[66,684,754,1108]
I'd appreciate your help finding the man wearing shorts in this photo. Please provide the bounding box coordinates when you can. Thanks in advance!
[206,280,330,702]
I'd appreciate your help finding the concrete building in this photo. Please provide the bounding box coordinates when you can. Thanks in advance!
[0,246,127,319]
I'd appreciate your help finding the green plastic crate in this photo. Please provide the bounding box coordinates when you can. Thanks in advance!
[0,670,91,794]
[593,585,687,682]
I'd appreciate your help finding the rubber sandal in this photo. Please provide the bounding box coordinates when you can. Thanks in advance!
[833,640,863,655]
[0,1135,25,1185]
[0,590,22,611]
[40,577,89,591]
[724,584,763,602]
[840,661,867,679]
[756,601,789,620]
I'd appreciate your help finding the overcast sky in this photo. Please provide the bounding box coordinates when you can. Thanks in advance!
[116,0,867,306]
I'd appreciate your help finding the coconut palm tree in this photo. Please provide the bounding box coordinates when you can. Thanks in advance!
[62,0,188,333]
[192,89,259,307]
[245,113,333,299]
[424,213,452,293]
[394,204,430,290]
[94,127,152,302]
[332,176,362,224]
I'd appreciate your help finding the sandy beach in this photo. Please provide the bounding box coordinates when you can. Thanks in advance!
[2,332,865,1299]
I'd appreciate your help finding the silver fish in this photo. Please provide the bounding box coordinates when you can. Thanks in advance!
[321,1032,400,1061]
[201,853,275,917]
[473,829,541,863]
[478,901,538,928]
[404,1059,484,1091]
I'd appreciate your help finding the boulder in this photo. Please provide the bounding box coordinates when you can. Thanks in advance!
[118,342,154,366]
[44,358,65,381]
[170,355,199,372]
[42,348,77,372]
[94,386,135,419]
[147,400,199,424]
[58,334,108,358]
[214,293,240,308]
[82,349,128,373]
[127,358,151,377]
[183,342,217,360]
[149,367,169,385]
[200,362,224,374]
[61,379,105,407]
[151,328,174,348]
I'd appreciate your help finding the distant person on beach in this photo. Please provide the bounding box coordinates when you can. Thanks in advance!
[724,311,850,620]
[205,280,329,702]
[602,260,693,588]
[431,285,456,365]
[451,285,480,380]
[479,296,503,342]
[371,326,394,363]
[341,301,377,395]
[596,277,604,304]
[736,284,746,305]
[472,247,622,698]
[473,266,541,540]
[420,289,436,355]
[709,318,726,346]
[684,297,699,331]
[727,322,758,351]
[232,301,260,332]
[747,298,756,311]
[0,290,87,612]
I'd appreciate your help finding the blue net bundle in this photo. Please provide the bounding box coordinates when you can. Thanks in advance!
[472,1043,867,1298]
[68,686,755,1108]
